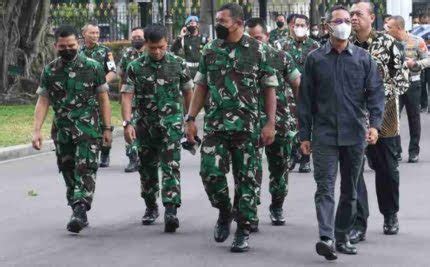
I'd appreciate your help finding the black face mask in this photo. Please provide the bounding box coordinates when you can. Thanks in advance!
[187,26,197,34]
[58,49,77,61]
[132,39,145,50]
[215,24,229,40]
[276,21,284,28]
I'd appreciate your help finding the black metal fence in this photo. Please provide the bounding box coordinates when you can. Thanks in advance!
[49,2,142,42]
[251,2,310,30]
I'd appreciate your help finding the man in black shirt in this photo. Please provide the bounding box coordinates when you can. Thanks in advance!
[298,5,384,260]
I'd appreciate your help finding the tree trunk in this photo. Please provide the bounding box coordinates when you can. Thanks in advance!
[0,0,51,103]
[199,0,214,38]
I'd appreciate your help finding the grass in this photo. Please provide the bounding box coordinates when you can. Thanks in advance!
[0,102,122,147]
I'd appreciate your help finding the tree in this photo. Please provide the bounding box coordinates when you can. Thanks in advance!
[0,0,51,103]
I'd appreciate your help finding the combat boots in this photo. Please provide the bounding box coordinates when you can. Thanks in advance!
[124,151,139,173]
[99,150,110,168]
[164,204,179,233]
[141,204,159,225]
[67,202,89,233]
[230,226,250,252]
[214,208,233,242]
[269,198,286,225]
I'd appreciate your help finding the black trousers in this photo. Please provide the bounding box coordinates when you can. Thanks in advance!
[397,81,421,157]
[312,142,364,241]
[420,69,430,109]
[354,137,400,232]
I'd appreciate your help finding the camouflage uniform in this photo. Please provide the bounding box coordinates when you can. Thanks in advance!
[80,43,116,156]
[36,54,108,210]
[194,36,278,227]
[255,46,300,205]
[118,47,145,162]
[121,52,193,207]
[171,34,208,78]
[269,28,289,46]
[278,36,320,170]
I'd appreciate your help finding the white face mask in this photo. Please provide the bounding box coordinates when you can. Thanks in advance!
[383,24,389,32]
[330,22,351,40]
[311,30,319,36]
[294,26,307,38]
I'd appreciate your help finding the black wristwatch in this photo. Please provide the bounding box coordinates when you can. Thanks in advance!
[103,125,114,132]
[122,120,132,128]
[184,114,195,122]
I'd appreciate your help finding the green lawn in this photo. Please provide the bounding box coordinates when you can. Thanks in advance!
[0,102,122,147]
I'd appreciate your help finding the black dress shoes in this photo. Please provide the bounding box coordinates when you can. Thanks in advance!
[336,241,357,255]
[349,229,366,244]
[384,213,399,235]
[316,239,337,261]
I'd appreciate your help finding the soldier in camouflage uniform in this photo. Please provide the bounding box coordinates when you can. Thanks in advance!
[277,14,320,173]
[118,26,146,173]
[171,15,209,78]
[349,2,409,242]
[246,18,301,230]
[121,24,194,233]
[80,23,117,168]
[269,14,289,45]
[185,4,278,252]
[32,25,112,234]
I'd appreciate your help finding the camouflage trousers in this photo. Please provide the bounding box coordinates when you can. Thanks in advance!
[136,123,181,207]
[54,139,100,210]
[125,138,140,159]
[200,131,259,227]
[255,134,292,206]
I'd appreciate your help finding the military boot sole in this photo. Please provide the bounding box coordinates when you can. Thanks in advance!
[270,217,286,226]
[67,218,88,233]
[383,227,399,235]
[230,244,249,253]
[164,217,179,233]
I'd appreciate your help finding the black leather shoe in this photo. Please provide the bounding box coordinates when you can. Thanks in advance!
[396,153,403,162]
[214,209,232,243]
[164,205,179,233]
[349,229,366,244]
[336,241,357,255]
[299,162,311,173]
[383,214,399,235]
[67,203,89,233]
[408,154,419,163]
[124,155,140,172]
[141,206,159,225]
[99,152,110,168]
[316,239,337,261]
[230,227,250,252]
[250,221,259,233]
[269,205,286,225]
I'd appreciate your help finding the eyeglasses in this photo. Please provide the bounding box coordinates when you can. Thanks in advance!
[329,18,351,25]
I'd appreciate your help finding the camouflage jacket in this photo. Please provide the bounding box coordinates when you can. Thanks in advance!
[171,34,208,63]
[194,35,279,134]
[80,43,117,74]
[269,28,289,46]
[118,47,145,84]
[351,30,409,137]
[277,36,320,73]
[121,52,194,140]
[261,45,300,135]
[36,54,108,143]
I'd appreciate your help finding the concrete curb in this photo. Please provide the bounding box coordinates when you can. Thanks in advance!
[0,128,124,162]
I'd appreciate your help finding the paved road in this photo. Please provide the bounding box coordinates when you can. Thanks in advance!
[1,115,430,267]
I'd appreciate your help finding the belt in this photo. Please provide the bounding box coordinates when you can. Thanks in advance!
[186,62,199,68]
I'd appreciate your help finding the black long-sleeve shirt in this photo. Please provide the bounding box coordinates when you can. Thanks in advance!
[298,41,385,146]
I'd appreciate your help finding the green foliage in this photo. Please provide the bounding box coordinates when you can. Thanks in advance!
[0,103,122,147]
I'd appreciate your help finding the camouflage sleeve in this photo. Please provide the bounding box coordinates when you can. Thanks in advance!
[105,47,117,73]
[389,41,409,95]
[36,66,49,97]
[193,50,207,85]
[120,63,136,93]
[180,60,194,91]
[283,51,300,82]
[94,62,109,93]
[259,45,279,89]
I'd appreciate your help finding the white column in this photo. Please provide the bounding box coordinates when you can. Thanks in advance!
[387,0,412,30]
